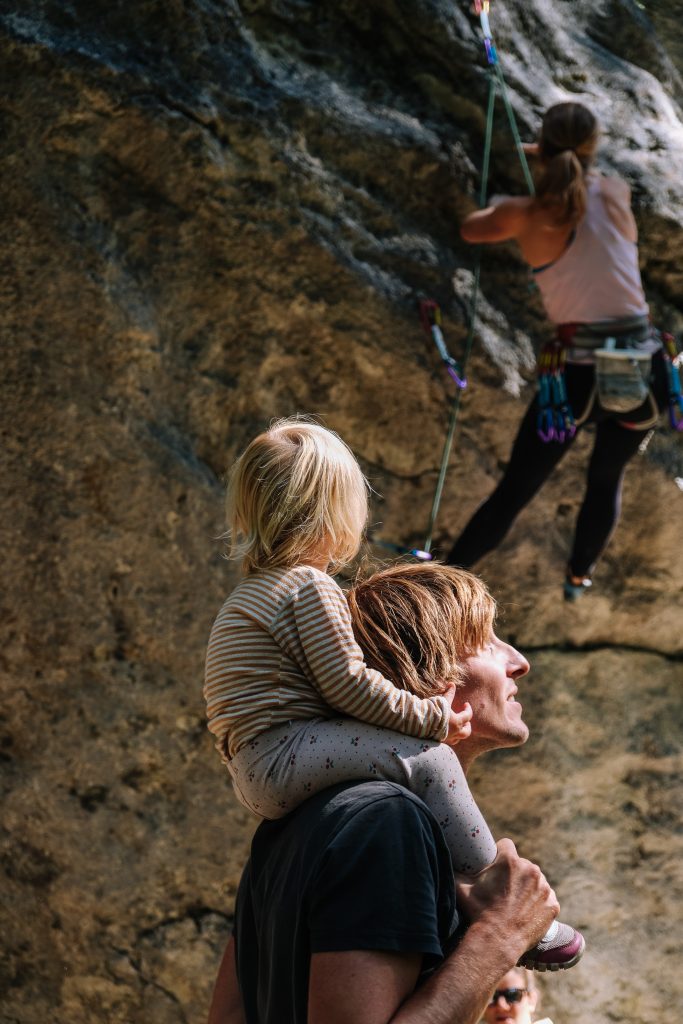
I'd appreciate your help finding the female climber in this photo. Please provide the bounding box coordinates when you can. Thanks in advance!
[446,101,670,599]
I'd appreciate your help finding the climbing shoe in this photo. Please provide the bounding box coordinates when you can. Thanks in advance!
[563,574,592,602]
[518,920,585,972]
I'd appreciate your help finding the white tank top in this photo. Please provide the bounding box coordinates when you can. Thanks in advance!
[533,175,649,325]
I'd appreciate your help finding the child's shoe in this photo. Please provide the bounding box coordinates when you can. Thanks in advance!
[518,920,585,972]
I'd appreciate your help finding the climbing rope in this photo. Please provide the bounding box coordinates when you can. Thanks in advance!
[372,1,536,561]
[421,0,535,553]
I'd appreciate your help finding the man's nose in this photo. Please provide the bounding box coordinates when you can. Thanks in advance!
[506,644,530,679]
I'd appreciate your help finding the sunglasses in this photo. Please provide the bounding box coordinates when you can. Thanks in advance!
[488,988,528,1006]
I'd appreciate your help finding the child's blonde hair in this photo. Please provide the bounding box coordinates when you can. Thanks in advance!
[227,417,369,574]
[347,563,496,697]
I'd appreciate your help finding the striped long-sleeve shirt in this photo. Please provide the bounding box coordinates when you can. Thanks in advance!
[204,565,451,761]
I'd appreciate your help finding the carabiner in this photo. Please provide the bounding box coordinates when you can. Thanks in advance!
[446,361,468,389]
[665,353,683,430]
[669,396,683,432]
[372,538,433,561]
[537,405,555,443]
[419,298,467,389]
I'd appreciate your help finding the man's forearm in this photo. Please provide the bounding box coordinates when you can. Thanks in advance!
[389,919,519,1024]
[391,840,558,1024]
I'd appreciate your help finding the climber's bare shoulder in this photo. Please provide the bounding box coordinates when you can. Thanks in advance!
[460,195,534,244]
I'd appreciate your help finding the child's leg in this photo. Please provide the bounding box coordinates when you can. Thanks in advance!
[228,718,496,874]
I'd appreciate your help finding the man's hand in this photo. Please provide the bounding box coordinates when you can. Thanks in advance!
[456,838,559,955]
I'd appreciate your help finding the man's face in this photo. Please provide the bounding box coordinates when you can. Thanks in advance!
[456,633,530,753]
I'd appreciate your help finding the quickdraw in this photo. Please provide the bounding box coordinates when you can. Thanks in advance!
[474,0,498,66]
[371,303,467,560]
[662,332,683,431]
[419,299,467,389]
[536,342,576,443]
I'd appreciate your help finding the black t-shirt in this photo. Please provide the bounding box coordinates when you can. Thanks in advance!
[234,780,458,1024]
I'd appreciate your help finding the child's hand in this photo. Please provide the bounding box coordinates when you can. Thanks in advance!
[441,681,457,705]
[445,702,472,746]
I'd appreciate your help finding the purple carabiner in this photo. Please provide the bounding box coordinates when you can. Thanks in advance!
[409,548,433,561]
[484,38,498,65]
[447,363,468,389]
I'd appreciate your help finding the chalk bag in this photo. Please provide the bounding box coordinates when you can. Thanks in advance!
[595,338,652,413]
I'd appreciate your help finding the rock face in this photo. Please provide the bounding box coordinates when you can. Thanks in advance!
[1,2,681,1022]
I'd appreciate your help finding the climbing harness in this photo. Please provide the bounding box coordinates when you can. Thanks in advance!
[420,0,534,554]
[536,341,576,443]
[552,316,670,433]
[663,332,683,431]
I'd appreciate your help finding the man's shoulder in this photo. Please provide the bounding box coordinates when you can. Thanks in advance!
[254,780,439,855]
[254,778,432,835]
[319,782,432,815]
[296,779,435,824]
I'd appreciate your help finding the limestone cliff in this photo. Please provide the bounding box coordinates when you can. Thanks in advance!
[1,2,681,1022]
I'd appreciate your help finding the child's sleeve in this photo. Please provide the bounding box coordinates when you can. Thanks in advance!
[290,574,451,741]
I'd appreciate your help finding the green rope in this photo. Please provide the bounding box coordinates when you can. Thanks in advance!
[422,59,536,553]
[423,68,496,553]
[494,64,535,195]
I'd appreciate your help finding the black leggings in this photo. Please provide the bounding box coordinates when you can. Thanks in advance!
[446,351,668,578]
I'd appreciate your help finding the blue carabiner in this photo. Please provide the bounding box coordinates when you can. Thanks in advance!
[670,395,683,432]
[484,38,498,64]
[536,375,555,441]
[665,357,683,430]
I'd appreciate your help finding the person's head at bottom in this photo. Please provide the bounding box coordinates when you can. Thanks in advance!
[209,564,557,1024]
[484,969,545,1024]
